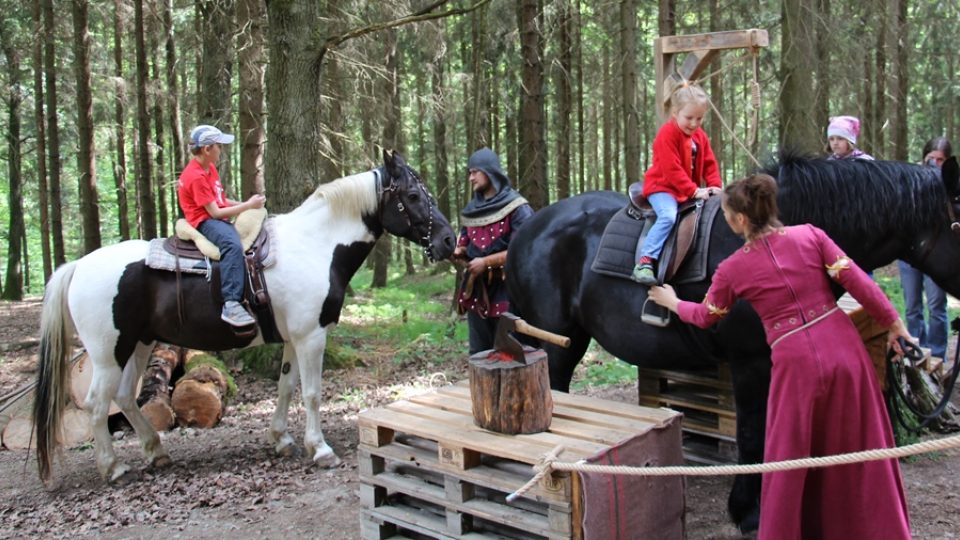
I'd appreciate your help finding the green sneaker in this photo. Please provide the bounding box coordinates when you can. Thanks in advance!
[632,264,656,285]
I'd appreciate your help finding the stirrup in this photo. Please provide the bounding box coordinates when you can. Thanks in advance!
[641,297,671,327]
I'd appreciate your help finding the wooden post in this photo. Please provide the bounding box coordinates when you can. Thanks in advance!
[654,29,769,122]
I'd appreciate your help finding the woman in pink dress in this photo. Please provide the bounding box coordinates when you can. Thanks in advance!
[648,173,913,539]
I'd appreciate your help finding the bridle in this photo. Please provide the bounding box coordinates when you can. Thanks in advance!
[907,191,960,268]
[374,166,439,262]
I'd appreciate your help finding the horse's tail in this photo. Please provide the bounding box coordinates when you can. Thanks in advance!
[33,261,78,485]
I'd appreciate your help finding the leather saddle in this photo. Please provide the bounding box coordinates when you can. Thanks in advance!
[161,218,283,343]
[627,182,716,282]
[591,182,721,285]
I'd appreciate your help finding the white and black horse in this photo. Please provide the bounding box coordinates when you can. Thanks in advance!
[33,151,455,484]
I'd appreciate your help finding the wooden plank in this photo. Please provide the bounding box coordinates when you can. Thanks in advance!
[361,440,572,506]
[408,391,647,445]
[360,407,575,464]
[362,472,565,539]
[637,368,734,391]
[444,382,680,425]
[378,400,608,460]
[658,29,769,54]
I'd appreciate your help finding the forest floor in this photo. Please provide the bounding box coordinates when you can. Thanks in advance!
[1,297,958,540]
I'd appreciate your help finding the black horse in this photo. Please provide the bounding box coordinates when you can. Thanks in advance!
[506,152,960,531]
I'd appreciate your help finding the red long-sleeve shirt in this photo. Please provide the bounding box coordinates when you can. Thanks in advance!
[643,118,721,202]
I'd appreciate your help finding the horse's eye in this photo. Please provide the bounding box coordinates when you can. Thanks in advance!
[407,192,420,202]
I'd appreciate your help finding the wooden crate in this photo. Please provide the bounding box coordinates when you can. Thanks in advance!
[358,382,684,540]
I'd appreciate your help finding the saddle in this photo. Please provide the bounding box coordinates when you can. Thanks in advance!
[591,182,721,285]
[146,209,283,343]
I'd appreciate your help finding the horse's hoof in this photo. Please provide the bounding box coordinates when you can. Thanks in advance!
[738,507,760,534]
[150,455,173,469]
[276,441,302,458]
[108,464,140,485]
[312,446,342,468]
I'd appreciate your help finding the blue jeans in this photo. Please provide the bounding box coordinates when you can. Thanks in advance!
[898,260,947,358]
[199,218,245,303]
[640,192,678,261]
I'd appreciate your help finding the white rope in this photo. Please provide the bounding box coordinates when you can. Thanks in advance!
[507,434,960,502]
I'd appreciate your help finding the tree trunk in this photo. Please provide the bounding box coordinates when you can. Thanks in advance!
[707,0,723,164]
[372,27,403,289]
[892,0,908,161]
[658,0,675,36]
[873,2,887,158]
[517,0,548,209]
[152,31,168,238]
[198,0,236,190]
[1,32,25,300]
[814,0,831,145]
[113,0,131,241]
[620,0,640,184]
[430,26,451,220]
[72,0,101,254]
[134,0,157,239]
[779,0,820,152]
[264,0,325,212]
[32,0,52,280]
[469,350,553,435]
[574,0,585,195]
[163,0,185,189]
[602,41,612,191]
[236,0,266,197]
[554,0,572,200]
[42,0,65,265]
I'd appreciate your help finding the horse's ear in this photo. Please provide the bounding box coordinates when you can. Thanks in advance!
[943,156,960,197]
[382,149,405,178]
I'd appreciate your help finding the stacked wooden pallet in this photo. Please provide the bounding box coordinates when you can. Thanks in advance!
[637,365,738,464]
[358,382,683,539]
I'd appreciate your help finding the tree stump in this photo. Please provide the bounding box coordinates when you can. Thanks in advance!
[137,345,182,431]
[171,353,234,428]
[468,348,553,434]
[2,405,92,450]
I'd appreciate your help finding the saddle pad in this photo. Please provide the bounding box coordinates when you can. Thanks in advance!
[670,195,721,285]
[591,205,651,279]
[145,239,211,275]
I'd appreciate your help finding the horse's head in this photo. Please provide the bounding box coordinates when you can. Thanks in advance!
[377,150,456,262]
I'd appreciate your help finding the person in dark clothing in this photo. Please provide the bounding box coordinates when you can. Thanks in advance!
[452,148,535,354]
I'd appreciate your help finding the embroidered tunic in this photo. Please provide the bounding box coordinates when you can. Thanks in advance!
[677,224,910,540]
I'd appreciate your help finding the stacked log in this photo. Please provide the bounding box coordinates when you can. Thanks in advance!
[171,352,235,428]
[137,345,182,431]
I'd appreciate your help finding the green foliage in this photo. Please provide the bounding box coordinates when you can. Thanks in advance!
[571,343,638,390]
[228,343,284,379]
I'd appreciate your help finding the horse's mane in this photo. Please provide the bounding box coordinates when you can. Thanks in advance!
[311,171,379,218]
[764,149,947,238]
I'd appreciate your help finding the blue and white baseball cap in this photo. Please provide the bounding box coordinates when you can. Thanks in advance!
[189,125,235,150]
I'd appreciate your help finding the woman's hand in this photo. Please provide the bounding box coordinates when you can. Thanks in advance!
[886,318,915,359]
[648,284,681,313]
[467,256,487,277]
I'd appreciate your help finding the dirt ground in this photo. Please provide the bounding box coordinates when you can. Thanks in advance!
[1,299,958,540]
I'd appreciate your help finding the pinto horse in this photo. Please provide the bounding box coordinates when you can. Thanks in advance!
[33,151,455,485]
[506,152,960,531]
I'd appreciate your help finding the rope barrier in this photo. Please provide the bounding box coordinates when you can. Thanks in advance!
[506,433,960,502]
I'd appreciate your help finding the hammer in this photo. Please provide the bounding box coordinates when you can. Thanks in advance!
[492,312,571,363]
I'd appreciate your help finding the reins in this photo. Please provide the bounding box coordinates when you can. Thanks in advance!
[886,330,960,434]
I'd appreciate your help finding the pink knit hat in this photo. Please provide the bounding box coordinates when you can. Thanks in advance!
[827,116,860,145]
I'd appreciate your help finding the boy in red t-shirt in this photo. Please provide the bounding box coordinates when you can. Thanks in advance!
[633,83,722,285]
[178,125,266,327]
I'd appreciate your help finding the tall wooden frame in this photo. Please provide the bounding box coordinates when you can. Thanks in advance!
[654,29,769,122]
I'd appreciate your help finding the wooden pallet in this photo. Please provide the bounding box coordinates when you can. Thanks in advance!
[358,382,683,540]
[637,365,737,438]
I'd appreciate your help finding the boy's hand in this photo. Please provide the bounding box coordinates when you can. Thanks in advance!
[247,194,266,209]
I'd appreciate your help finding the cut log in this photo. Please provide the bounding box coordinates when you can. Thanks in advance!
[70,353,141,416]
[171,354,234,428]
[468,348,553,434]
[137,345,181,431]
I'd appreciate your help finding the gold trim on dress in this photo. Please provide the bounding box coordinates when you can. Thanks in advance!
[825,256,851,279]
[704,299,730,317]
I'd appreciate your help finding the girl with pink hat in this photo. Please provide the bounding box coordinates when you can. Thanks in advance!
[825,115,874,160]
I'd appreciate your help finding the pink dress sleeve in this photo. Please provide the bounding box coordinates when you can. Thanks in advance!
[676,261,737,328]
[812,225,899,327]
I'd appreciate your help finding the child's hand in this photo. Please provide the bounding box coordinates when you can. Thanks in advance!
[693,188,710,200]
[247,194,266,209]
[707,186,722,196]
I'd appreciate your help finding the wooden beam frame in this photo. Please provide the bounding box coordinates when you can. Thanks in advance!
[654,29,769,121]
